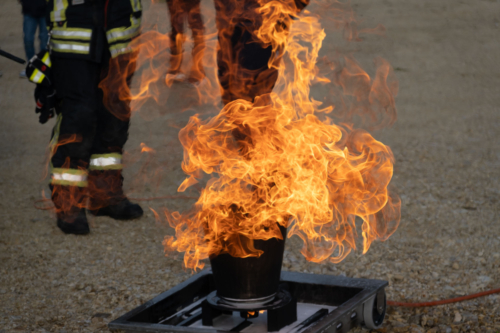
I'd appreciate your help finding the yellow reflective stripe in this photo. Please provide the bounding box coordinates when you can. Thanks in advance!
[51,40,90,54]
[90,153,122,159]
[130,0,141,12]
[52,173,87,181]
[51,168,88,187]
[29,69,45,84]
[109,42,132,58]
[51,0,68,22]
[89,153,123,170]
[52,168,88,176]
[51,27,92,41]
[48,116,88,187]
[41,52,51,67]
[52,28,92,40]
[106,20,141,44]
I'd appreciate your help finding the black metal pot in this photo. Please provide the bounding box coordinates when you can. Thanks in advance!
[209,224,287,304]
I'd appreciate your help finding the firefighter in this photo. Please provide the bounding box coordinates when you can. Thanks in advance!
[28,0,144,235]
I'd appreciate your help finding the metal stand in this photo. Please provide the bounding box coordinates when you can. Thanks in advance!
[203,289,297,331]
[108,269,388,333]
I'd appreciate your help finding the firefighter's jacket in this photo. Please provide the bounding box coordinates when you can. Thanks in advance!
[47,0,142,61]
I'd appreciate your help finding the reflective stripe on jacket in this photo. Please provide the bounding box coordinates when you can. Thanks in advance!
[47,0,142,60]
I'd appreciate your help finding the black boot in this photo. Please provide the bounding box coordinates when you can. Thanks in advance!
[90,197,143,220]
[51,185,90,235]
[57,208,90,234]
[88,170,143,220]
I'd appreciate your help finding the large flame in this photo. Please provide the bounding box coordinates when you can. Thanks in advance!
[101,0,401,270]
[157,0,400,270]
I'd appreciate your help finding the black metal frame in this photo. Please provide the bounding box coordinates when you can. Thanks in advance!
[108,269,387,333]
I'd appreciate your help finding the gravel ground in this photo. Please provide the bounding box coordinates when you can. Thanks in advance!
[1,0,499,332]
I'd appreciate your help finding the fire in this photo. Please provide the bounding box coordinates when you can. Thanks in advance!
[158,0,400,270]
[99,29,220,121]
[100,0,401,270]
[141,142,155,153]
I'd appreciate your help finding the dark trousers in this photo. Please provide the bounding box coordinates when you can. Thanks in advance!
[166,0,205,78]
[214,0,279,105]
[51,56,130,171]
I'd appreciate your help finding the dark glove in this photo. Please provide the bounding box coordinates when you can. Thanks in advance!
[26,50,56,124]
[35,85,56,124]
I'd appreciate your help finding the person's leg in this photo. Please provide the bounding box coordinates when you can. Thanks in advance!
[214,0,236,103]
[234,26,278,103]
[214,0,281,157]
[166,0,186,75]
[216,5,278,104]
[50,57,102,234]
[186,0,205,83]
[21,14,38,77]
[37,16,49,52]
[23,14,37,60]
[87,52,143,220]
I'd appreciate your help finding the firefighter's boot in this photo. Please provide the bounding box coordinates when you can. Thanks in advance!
[51,185,90,235]
[88,170,143,220]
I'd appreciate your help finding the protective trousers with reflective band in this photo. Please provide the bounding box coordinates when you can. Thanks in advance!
[89,153,123,170]
[47,0,142,61]
[49,56,130,187]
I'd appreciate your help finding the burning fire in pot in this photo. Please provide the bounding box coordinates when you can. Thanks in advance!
[104,0,401,307]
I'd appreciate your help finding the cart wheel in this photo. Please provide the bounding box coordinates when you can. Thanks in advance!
[362,290,386,330]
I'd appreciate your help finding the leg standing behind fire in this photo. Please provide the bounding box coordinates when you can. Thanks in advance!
[19,0,48,78]
[166,0,206,83]
[214,0,309,105]
[40,0,144,235]
[214,0,309,147]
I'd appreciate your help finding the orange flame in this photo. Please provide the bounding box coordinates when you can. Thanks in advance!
[155,0,401,270]
[141,142,156,153]
[100,0,401,269]
[99,27,220,121]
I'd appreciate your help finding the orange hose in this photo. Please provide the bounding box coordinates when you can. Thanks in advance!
[387,287,500,307]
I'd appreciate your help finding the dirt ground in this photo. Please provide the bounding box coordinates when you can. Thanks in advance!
[0,0,499,332]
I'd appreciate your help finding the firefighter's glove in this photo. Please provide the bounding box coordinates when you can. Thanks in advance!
[26,50,56,123]
[26,50,53,88]
[34,85,56,124]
